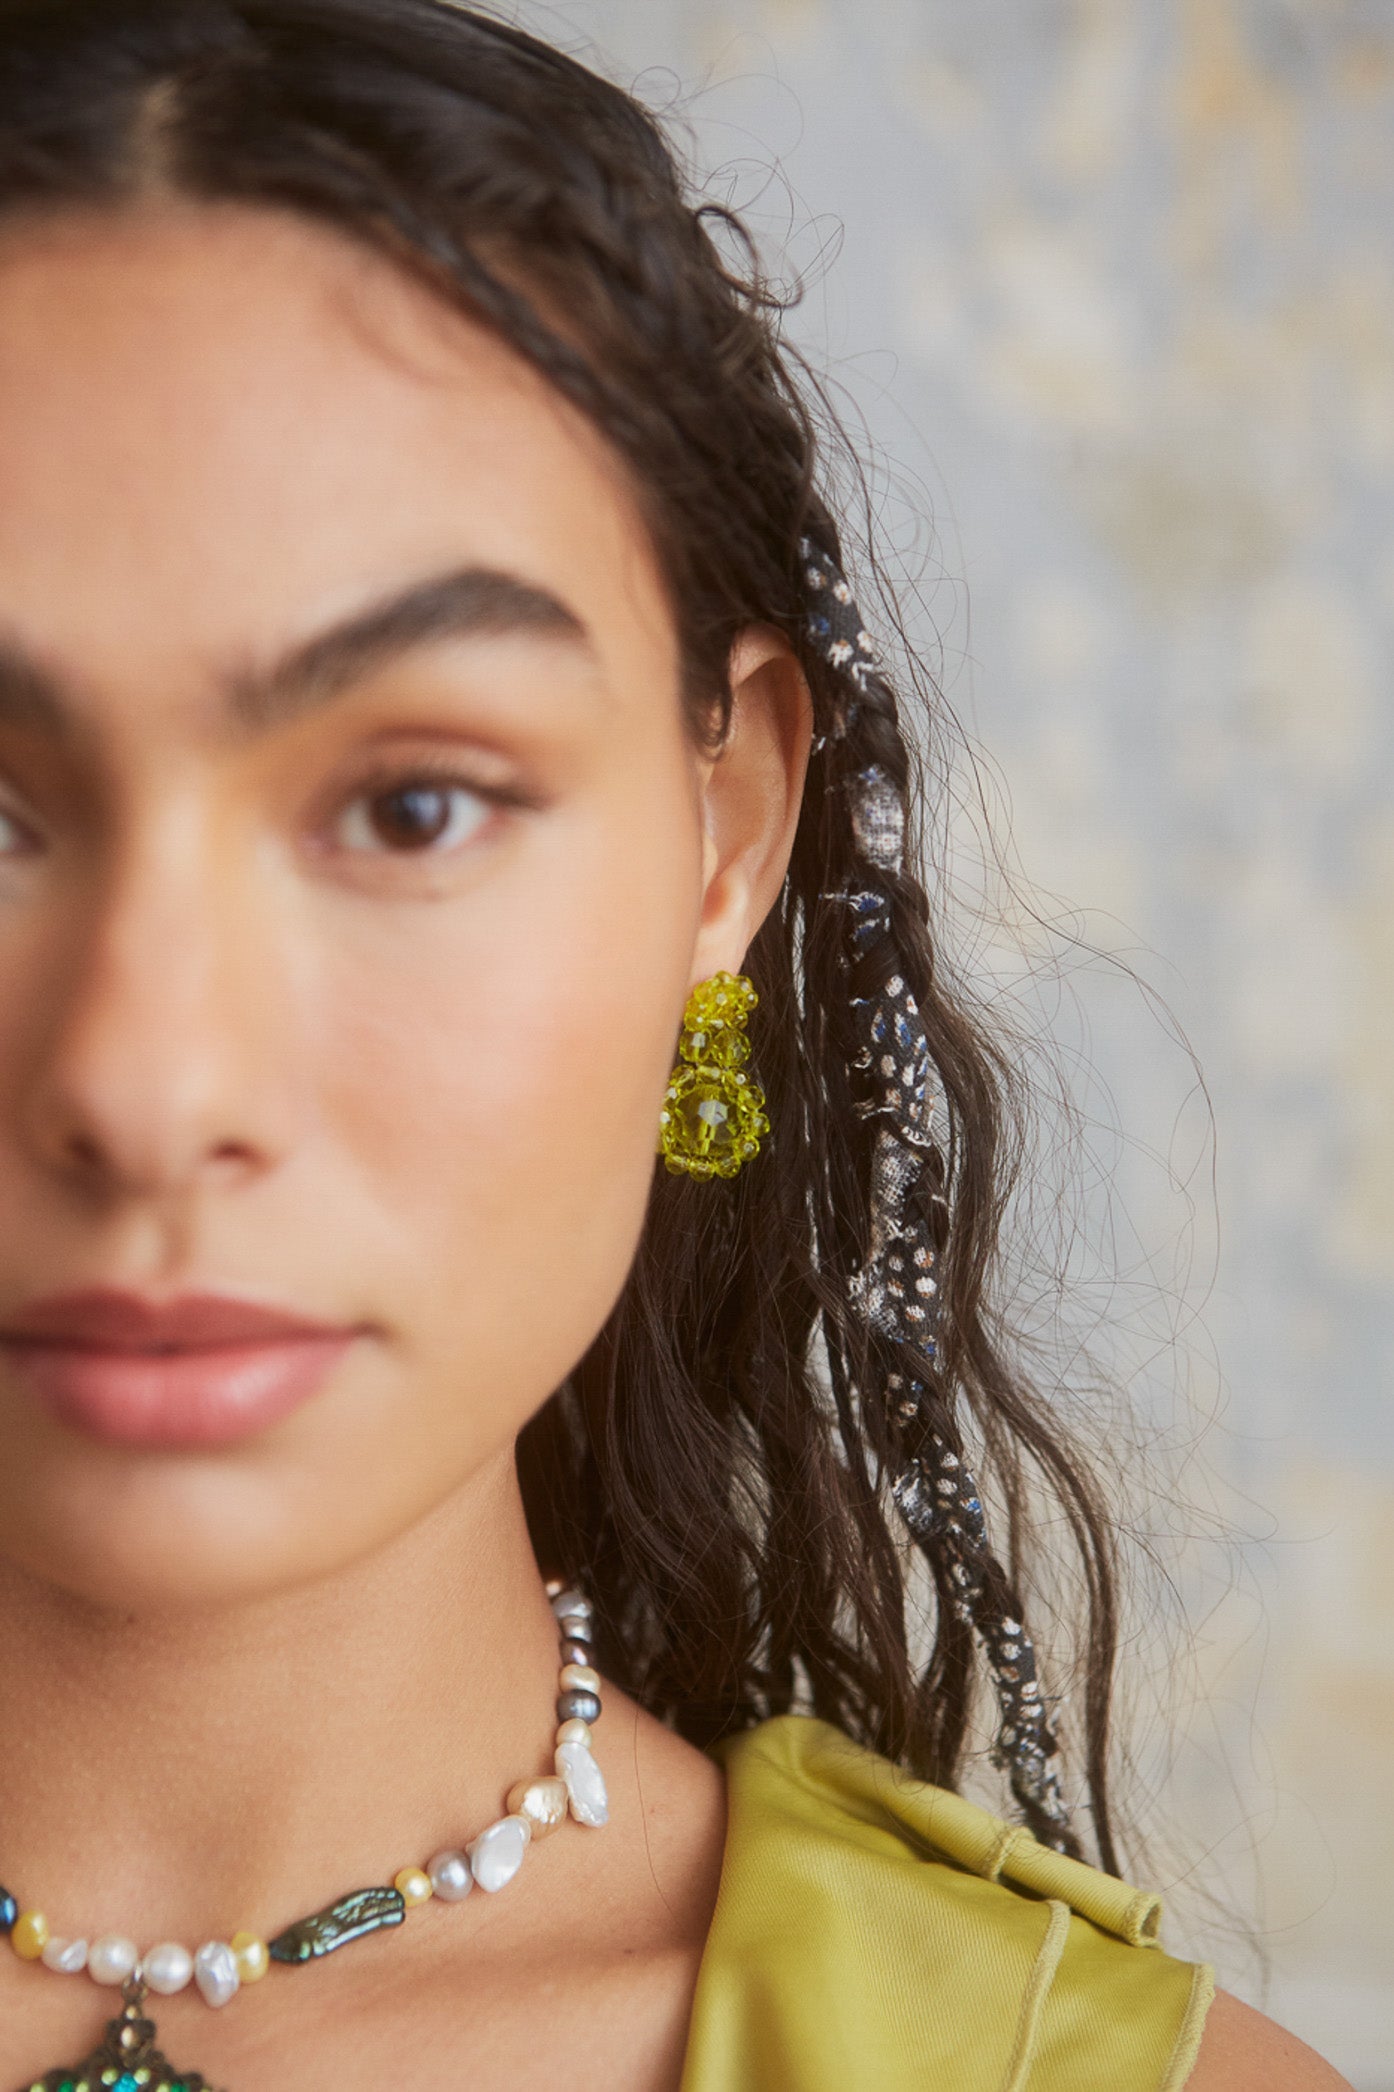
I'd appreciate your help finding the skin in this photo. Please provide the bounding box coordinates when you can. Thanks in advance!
[0,200,1346,2091]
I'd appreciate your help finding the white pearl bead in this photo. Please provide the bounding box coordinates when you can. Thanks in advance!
[88,1935,140,1985]
[555,1738,609,1828]
[193,1939,240,2008]
[426,1849,473,1902]
[466,1813,530,1893]
[144,1940,195,1995]
[40,1936,88,1974]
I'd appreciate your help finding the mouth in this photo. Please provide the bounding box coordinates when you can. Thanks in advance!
[0,1288,362,1449]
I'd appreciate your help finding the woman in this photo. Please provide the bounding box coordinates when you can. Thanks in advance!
[0,3,1348,2086]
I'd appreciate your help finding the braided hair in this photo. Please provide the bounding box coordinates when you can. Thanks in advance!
[800,539,1071,1848]
[0,0,1121,1871]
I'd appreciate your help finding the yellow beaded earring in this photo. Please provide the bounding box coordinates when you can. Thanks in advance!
[656,971,771,1180]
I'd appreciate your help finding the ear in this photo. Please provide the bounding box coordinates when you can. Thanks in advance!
[689,624,814,986]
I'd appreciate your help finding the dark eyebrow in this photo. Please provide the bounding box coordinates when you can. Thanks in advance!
[0,565,597,737]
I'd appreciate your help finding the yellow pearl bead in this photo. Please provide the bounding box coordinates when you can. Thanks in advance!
[230,1931,269,1983]
[506,1774,569,1840]
[10,1911,48,1960]
[393,1866,433,1907]
[558,1662,601,1696]
[555,1717,592,1749]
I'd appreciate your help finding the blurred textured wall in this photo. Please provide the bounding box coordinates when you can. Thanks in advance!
[505,3,1393,2079]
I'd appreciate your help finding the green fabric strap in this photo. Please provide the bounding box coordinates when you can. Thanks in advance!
[681,1715,1213,2092]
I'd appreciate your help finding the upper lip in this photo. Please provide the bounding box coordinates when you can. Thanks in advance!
[0,1288,354,1351]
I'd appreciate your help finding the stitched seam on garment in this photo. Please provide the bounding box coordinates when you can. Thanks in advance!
[999,1898,1071,2092]
[1158,1962,1217,2091]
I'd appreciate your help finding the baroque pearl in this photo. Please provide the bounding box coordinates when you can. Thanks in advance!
[231,1931,269,1984]
[144,1941,194,1995]
[88,1934,138,1985]
[466,1814,530,1893]
[555,1739,609,1828]
[549,1588,592,1623]
[427,1849,473,1902]
[506,1775,569,1839]
[555,1717,592,1748]
[40,1935,87,1974]
[393,1867,433,1907]
[194,1938,240,2007]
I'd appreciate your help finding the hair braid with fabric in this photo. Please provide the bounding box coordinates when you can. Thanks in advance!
[799,535,1073,1851]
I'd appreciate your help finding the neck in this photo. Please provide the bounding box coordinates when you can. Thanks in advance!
[0,1452,564,1946]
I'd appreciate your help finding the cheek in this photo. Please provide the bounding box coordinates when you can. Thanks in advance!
[313,755,703,1416]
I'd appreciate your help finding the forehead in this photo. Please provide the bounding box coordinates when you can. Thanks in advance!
[0,199,676,709]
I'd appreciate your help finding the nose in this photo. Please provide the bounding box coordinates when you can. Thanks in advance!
[14,808,303,1205]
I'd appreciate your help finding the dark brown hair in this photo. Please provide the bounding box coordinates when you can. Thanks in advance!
[0,0,1122,1869]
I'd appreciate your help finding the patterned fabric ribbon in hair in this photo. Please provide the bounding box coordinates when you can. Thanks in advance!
[799,536,1071,1841]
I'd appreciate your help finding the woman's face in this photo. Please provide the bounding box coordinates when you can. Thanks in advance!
[0,201,807,1611]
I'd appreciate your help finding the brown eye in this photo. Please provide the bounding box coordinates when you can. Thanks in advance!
[334,778,491,856]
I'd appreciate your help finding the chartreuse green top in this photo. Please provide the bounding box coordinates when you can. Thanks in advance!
[682,1716,1213,2092]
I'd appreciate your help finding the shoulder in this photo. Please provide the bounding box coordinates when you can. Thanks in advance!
[1187,1990,1354,2091]
[685,1714,1212,2092]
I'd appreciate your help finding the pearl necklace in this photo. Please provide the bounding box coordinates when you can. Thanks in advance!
[4,1582,608,2092]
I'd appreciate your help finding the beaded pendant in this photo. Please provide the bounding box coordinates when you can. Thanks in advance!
[656,971,770,1181]
[17,1974,225,2092]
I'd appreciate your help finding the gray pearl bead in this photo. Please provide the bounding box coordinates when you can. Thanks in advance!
[427,1849,473,1902]
[549,1588,592,1622]
[559,1637,592,1668]
[555,1614,593,1644]
[557,1688,601,1724]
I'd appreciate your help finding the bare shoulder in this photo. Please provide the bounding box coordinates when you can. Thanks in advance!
[1186,1989,1354,2091]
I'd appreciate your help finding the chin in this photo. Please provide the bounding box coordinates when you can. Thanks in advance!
[0,1450,392,1616]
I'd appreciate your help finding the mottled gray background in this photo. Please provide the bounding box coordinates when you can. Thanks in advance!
[501,3,1393,2080]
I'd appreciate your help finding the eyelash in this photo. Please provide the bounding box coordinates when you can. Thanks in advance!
[328,757,537,858]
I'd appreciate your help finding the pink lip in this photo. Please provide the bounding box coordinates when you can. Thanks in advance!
[0,1288,361,1448]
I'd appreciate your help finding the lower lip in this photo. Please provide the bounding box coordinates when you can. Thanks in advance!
[1,1334,356,1448]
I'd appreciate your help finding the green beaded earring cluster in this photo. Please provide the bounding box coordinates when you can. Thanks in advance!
[657,971,770,1181]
